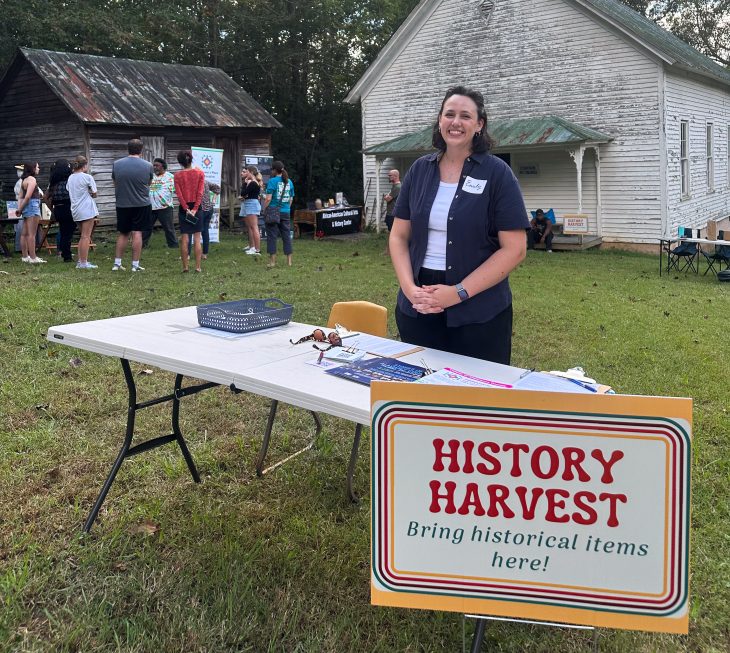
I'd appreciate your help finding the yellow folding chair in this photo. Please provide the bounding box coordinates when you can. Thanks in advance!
[326,300,388,337]
[256,301,389,502]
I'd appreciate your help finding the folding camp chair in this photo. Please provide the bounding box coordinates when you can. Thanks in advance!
[702,230,730,276]
[667,227,700,274]
[530,208,556,224]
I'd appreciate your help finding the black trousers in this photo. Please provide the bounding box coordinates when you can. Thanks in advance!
[54,203,76,261]
[143,207,178,248]
[395,268,513,365]
[527,228,553,250]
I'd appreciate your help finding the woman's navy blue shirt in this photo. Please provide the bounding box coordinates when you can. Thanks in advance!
[393,151,529,327]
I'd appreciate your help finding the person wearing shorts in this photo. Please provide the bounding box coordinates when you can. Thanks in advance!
[66,155,99,269]
[240,165,262,255]
[111,139,153,272]
[15,162,46,264]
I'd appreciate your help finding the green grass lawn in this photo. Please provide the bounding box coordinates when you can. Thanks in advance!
[0,233,728,652]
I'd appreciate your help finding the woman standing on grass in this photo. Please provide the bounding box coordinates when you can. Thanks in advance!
[389,86,529,364]
[174,150,205,273]
[240,165,262,255]
[44,159,75,263]
[15,162,45,264]
[188,179,220,260]
[262,160,294,268]
[66,155,99,269]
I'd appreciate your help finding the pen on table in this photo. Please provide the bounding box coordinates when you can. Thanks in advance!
[564,376,598,392]
[518,368,535,379]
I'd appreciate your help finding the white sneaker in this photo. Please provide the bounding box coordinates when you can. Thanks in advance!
[245,247,256,255]
[21,256,31,263]
[76,261,98,269]
[30,257,47,264]
[111,264,126,271]
[132,265,145,272]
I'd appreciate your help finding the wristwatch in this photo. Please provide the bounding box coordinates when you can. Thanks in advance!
[455,283,469,302]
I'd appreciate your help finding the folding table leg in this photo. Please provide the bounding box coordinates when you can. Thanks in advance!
[255,400,322,476]
[83,359,208,533]
[346,424,363,503]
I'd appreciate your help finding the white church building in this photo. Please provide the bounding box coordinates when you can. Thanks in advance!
[345,0,730,245]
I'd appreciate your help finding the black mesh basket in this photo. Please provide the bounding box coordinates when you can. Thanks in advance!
[196,298,293,333]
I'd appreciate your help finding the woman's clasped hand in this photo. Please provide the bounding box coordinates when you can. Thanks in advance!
[408,285,459,313]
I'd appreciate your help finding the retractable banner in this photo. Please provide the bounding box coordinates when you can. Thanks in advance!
[192,146,223,243]
[370,383,691,634]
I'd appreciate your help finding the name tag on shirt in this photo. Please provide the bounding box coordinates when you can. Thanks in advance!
[462,176,488,194]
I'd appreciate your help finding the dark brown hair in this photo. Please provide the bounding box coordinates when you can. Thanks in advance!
[21,162,38,179]
[177,150,193,167]
[272,160,289,185]
[431,85,494,154]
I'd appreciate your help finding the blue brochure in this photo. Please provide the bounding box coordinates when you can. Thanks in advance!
[325,357,426,386]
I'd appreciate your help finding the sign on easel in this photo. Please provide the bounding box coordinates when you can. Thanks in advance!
[370,383,691,634]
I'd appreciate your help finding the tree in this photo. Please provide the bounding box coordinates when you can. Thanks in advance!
[659,1,730,66]
[620,0,730,67]
[1,0,419,206]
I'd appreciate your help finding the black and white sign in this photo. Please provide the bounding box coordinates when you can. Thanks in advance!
[317,207,362,236]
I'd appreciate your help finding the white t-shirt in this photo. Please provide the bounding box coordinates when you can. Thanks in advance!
[422,181,457,270]
[67,172,98,222]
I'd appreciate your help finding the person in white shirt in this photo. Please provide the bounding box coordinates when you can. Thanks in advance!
[66,155,99,269]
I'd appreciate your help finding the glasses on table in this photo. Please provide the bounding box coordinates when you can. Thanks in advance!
[289,328,343,350]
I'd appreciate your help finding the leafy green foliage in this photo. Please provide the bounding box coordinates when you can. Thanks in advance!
[1,0,420,209]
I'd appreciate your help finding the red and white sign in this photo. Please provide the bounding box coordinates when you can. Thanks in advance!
[562,214,589,234]
[370,383,691,633]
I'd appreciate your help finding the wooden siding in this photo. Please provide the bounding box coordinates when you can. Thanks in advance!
[86,127,271,226]
[0,59,274,225]
[360,0,664,243]
[0,60,83,200]
[513,149,598,231]
[664,71,730,236]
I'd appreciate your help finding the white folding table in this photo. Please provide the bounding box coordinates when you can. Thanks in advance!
[48,306,526,531]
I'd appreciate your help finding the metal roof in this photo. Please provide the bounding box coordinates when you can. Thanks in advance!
[363,116,612,155]
[12,48,281,129]
[576,0,730,85]
[347,0,730,104]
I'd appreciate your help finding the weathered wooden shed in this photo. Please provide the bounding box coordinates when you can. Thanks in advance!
[0,48,281,226]
[346,0,730,245]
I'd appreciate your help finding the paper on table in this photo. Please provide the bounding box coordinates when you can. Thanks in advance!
[344,334,422,358]
[323,346,366,363]
[513,371,595,393]
[414,367,513,388]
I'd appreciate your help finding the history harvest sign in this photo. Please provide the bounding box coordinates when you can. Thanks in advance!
[370,383,691,634]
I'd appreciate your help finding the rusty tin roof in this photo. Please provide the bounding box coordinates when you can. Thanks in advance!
[363,116,612,155]
[10,48,281,129]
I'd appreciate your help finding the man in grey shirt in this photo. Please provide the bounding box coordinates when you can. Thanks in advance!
[112,138,153,271]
